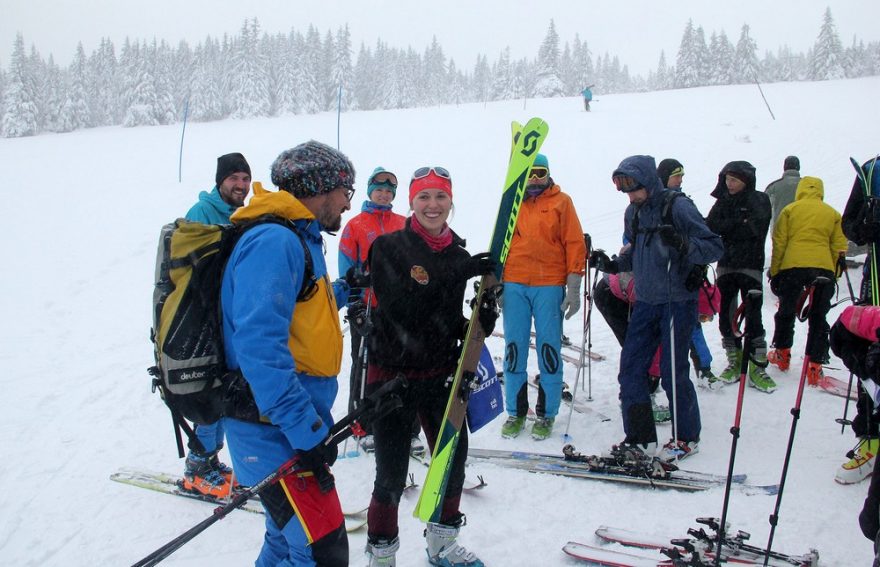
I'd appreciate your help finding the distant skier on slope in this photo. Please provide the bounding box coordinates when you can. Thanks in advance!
[581,84,594,111]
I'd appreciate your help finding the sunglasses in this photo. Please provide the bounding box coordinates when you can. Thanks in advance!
[612,175,643,193]
[371,172,398,187]
[529,167,549,180]
[412,166,451,182]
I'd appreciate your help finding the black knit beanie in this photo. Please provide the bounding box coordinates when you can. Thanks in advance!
[215,153,251,186]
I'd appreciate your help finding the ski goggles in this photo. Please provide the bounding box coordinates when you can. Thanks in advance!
[412,166,452,182]
[529,167,549,180]
[370,171,398,188]
[612,174,643,193]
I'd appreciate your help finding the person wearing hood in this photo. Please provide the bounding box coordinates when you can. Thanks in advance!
[219,141,355,566]
[180,152,252,499]
[337,167,421,456]
[499,153,586,441]
[589,155,722,462]
[706,161,775,393]
[768,176,847,388]
[186,152,252,224]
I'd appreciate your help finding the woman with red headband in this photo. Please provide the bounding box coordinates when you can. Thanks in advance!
[362,167,496,566]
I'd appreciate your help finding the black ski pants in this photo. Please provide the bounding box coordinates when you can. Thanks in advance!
[771,267,835,363]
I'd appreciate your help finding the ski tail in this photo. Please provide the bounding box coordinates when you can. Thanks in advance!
[414,117,548,523]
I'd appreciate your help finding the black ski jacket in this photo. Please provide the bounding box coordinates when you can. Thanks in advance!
[367,219,471,374]
[706,161,771,271]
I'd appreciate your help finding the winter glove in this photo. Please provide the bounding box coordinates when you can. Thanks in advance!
[460,252,497,280]
[298,437,339,493]
[345,266,371,289]
[658,224,688,255]
[769,274,782,296]
[476,286,501,335]
[866,342,880,384]
[560,274,583,320]
[588,250,619,274]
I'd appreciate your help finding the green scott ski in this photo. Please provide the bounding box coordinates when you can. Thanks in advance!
[414,117,548,522]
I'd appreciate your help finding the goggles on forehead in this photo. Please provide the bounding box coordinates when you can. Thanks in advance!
[412,166,451,182]
[528,167,549,180]
[371,172,398,187]
[669,166,684,178]
[612,174,643,193]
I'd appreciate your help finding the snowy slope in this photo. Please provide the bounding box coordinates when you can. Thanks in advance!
[1,77,877,565]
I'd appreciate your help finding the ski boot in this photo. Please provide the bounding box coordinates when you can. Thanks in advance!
[366,536,400,566]
[410,435,426,457]
[651,393,671,423]
[658,439,700,463]
[183,451,231,498]
[607,440,658,459]
[696,367,720,390]
[767,347,791,371]
[501,415,526,438]
[209,446,238,487]
[747,350,776,393]
[425,515,484,567]
[835,437,880,484]
[718,339,742,384]
[531,417,555,440]
[806,362,824,386]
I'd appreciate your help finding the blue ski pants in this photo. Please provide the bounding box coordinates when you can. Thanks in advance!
[502,283,564,418]
[620,300,701,443]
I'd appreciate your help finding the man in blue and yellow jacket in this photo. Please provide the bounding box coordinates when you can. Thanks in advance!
[220,141,355,567]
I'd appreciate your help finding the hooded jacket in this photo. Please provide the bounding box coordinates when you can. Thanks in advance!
[706,161,772,272]
[220,185,343,452]
[503,183,586,286]
[338,200,406,278]
[185,186,236,224]
[615,155,723,305]
[769,176,849,276]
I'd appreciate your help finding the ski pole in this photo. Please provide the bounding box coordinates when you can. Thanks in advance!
[562,234,594,442]
[715,289,760,567]
[836,370,856,434]
[666,257,679,449]
[131,376,407,567]
[838,252,856,304]
[763,354,811,566]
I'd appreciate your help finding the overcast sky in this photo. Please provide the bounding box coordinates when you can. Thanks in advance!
[1,0,878,76]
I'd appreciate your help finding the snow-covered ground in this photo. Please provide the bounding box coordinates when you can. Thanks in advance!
[1,77,877,565]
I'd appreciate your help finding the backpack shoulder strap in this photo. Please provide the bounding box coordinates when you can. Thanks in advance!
[237,215,318,302]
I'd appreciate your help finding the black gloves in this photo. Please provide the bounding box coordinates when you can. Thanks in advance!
[345,266,371,289]
[588,250,619,274]
[346,300,373,336]
[769,274,781,296]
[298,438,339,493]
[858,221,880,243]
[865,342,880,384]
[477,285,501,335]
[461,252,497,280]
[658,225,688,255]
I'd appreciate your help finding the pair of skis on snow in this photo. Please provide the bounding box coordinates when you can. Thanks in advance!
[465,445,778,494]
[564,518,818,566]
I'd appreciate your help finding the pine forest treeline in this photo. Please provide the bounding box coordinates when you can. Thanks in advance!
[1,8,877,138]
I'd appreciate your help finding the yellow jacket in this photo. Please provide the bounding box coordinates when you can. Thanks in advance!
[503,184,586,286]
[770,176,848,277]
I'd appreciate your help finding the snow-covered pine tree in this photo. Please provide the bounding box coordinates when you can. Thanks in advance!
[423,36,448,106]
[88,38,119,126]
[352,42,376,111]
[152,40,178,125]
[533,19,565,97]
[490,47,513,101]
[334,25,354,111]
[59,43,92,132]
[572,34,594,96]
[471,54,491,104]
[708,31,735,85]
[2,33,40,137]
[733,24,760,84]
[675,19,700,88]
[809,7,846,80]
[230,19,271,119]
[298,25,323,114]
[122,40,160,128]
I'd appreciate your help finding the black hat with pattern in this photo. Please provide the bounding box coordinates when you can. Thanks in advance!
[270,141,355,198]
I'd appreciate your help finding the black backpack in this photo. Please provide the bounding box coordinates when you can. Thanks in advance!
[631,190,709,292]
[148,215,317,455]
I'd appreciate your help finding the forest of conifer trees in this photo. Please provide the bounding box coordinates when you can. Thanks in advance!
[1,8,876,138]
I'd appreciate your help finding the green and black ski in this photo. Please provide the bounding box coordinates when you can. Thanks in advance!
[414,117,548,522]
